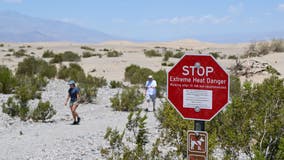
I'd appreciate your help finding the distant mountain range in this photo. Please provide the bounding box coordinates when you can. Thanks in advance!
[0,11,116,42]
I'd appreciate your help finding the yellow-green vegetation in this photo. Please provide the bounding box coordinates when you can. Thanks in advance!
[101,110,152,159]
[17,57,57,79]
[109,80,123,88]
[13,49,27,57]
[50,51,81,63]
[58,63,107,102]
[106,50,123,57]
[80,45,95,51]
[110,86,144,111]
[42,50,55,58]
[0,65,16,94]
[144,49,162,57]
[124,64,166,97]
[31,101,56,122]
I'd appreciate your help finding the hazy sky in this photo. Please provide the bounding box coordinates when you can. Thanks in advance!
[1,0,284,42]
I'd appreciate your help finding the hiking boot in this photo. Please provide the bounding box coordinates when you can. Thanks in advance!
[77,117,81,124]
[72,121,77,125]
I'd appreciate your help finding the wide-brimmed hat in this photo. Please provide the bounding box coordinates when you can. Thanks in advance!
[148,75,153,79]
[68,80,76,85]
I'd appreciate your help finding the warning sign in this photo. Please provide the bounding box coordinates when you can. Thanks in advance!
[188,130,208,160]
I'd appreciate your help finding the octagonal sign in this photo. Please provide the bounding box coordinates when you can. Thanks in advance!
[167,54,230,121]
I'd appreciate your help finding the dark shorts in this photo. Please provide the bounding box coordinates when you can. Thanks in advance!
[69,101,79,107]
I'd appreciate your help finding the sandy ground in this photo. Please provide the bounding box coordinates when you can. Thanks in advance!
[0,40,283,159]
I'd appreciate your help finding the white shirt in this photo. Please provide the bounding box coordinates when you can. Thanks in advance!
[145,79,157,95]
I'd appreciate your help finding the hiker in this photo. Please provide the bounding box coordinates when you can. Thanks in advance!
[64,80,81,125]
[145,75,157,111]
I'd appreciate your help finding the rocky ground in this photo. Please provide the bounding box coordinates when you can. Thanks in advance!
[0,79,162,160]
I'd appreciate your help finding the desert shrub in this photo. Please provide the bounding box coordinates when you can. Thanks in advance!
[257,41,270,56]
[124,65,154,84]
[109,80,123,88]
[107,50,123,57]
[0,66,16,94]
[13,49,26,57]
[173,51,184,58]
[144,50,162,57]
[101,110,151,159]
[163,51,174,61]
[2,97,29,120]
[5,54,11,56]
[242,42,258,58]
[161,62,167,66]
[79,75,107,103]
[81,46,95,51]
[16,57,57,78]
[8,48,14,52]
[31,101,56,122]
[230,75,241,97]
[37,47,43,50]
[82,51,93,58]
[0,44,4,47]
[15,76,47,104]
[266,65,280,75]
[228,55,238,59]
[209,52,221,59]
[50,51,80,63]
[167,62,174,66]
[58,64,106,102]
[103,48,109,52]
[57,63,85,82]
[110,86,144,111]
[124,65,167,97]
[42,50,55,58]
[270,39,284,52]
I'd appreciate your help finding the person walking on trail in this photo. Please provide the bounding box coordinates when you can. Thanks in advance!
[64,80,81,125]
[145,75,157,112]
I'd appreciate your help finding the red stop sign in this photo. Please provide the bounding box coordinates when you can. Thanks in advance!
[167,54,229,121]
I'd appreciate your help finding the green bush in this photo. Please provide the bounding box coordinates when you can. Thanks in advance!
[209,52,221,59]
[82,51,93,58]
[101,110,159,159]
[124,64,167,97]
[8,48,14,52]
[50,51,80,63]
[163,51,174,61]
[266,65,280,75]
[16,57,57,78]
[107,50,123,57]
[144,50,161,57]
[0,66,16,94]
[2,97,29,120]
[228,55,238,59]
[31,101,56,122]
[15,76,47,104]
[57,63,85,82]
[58,64,107,103]
[110,86,144,111]
[110,80,123,88]
[81,46,95,51]
[0,44,4,47]
[13,49,26,57]
[42,50,55,58]
[173,51,184,58]
[161,62,167,66]
[124,65,154,84]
